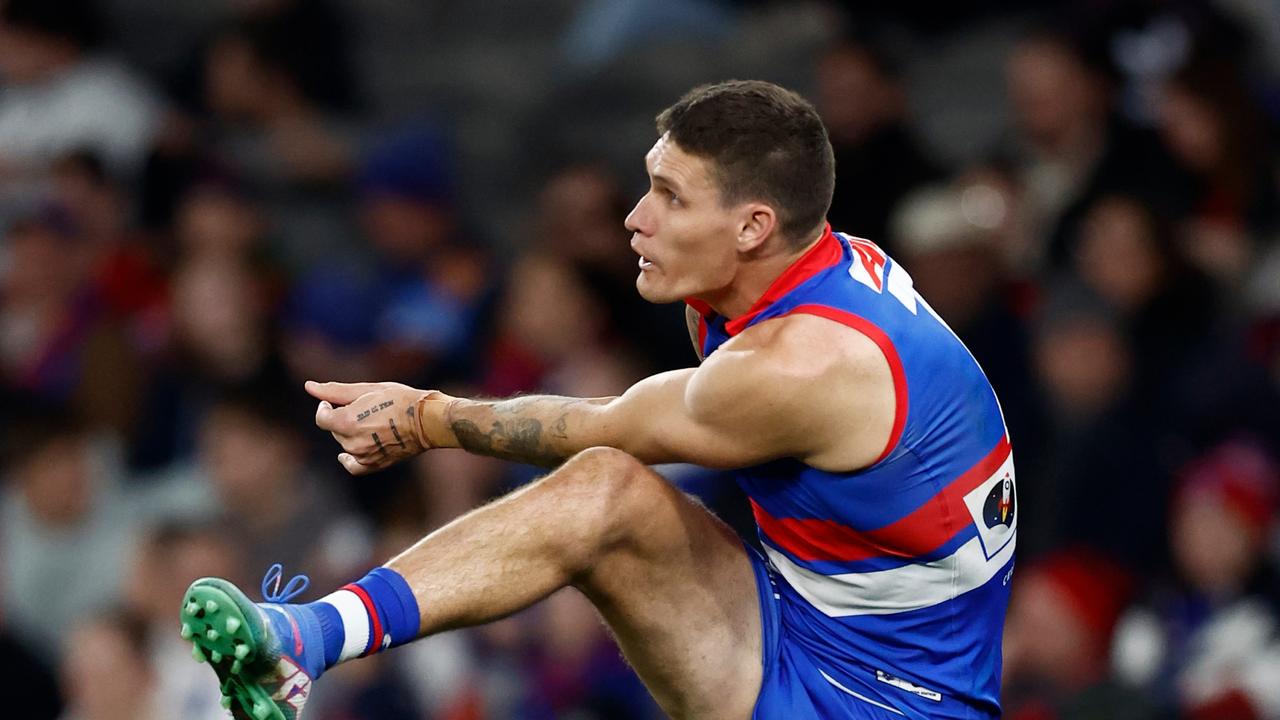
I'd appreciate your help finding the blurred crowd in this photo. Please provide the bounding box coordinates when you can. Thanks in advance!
[1,0,1278,718]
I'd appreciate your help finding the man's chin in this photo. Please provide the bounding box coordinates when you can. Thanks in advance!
[635,274,681,304]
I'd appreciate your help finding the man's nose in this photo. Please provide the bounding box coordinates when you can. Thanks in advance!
[624,194,651,236]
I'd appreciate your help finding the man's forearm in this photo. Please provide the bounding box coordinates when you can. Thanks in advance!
[442,395,615,467]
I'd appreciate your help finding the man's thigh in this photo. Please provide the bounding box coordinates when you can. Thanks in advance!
[571,458,763,720]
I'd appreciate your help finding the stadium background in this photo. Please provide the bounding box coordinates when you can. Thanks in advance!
[2,0,1279,717]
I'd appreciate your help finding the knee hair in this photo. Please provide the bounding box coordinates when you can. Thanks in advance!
[536,446,665,577]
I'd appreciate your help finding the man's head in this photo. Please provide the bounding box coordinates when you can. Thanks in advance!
[625,80,835,304]
[1006,33,1109,153]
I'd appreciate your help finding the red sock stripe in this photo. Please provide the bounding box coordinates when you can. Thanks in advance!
[342,583,382,656]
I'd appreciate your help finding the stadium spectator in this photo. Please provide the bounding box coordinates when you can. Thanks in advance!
[123,521,242,720]
[1157,56,1279,286]
[221,0,360,115]
[1023,287,1169,566]
[200,19,353,188]
[429,251,648,514]
[185,388,370,587]
[190,16,360,271]
[171,183,276,267]
[1002,549,1154,720]
[57,608,160,720]
[1112,440,1280,718]
[283,126,495,388]
[818,39,941,254]
[535,163,689,372]
[479,252,630,398]
[1070,192,1279,461]
[1070,194,1219,407]
[998,30,1188,275]
[0,0,161,215]
[127,251,289,470]
[48,151,168,358]
[0,213,143,435]
[0,413,140,658]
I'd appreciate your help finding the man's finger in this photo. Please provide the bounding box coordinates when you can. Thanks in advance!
[338,453,374,476]
[305,380,385,406]
[315,400,341,431]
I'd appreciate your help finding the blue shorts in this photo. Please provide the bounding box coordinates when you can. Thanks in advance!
[744,544,913,720]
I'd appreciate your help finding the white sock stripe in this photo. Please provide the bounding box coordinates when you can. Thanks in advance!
[320,590,371,663]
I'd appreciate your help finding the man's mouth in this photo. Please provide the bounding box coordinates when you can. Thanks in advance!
[638,255,654,270]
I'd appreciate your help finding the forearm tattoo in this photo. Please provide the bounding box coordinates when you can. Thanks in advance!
[449,397,576,467]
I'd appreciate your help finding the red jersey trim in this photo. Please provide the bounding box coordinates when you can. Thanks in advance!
[752,435,1013,564]
[684,297,714,316]
[779,304,907,465]
[723,224,842,336]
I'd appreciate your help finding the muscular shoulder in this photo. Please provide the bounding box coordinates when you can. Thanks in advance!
[686,313,896,470]
[745,312,887,374]
[705,313,889,392]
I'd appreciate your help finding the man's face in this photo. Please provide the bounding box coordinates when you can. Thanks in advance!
[625,135,742,304]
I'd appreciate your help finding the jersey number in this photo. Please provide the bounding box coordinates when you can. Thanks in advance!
[845,236,918,314]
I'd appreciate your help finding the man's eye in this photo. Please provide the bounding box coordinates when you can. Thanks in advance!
[667,190,681,205]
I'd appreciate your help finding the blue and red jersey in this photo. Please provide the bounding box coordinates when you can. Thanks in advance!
[689,225,1016,718]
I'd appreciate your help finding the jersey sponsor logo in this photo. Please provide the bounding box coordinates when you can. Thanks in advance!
[962,449,1017,561]
[983,474,1015,528]
[875,670,942,702]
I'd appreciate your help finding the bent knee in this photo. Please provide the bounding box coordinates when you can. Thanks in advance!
[562,446,645,477]
[561,446,669,502]
[545,447,673,550]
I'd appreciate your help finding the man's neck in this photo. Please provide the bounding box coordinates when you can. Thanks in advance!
[700,228,825,320]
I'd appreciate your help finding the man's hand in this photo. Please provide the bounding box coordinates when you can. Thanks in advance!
[305,380,458,475]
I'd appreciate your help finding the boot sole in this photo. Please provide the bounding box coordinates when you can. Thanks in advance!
[181,578,289,720]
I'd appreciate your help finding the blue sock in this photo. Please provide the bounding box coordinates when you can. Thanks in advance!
[305,567,421,669]
[305,601,345,668]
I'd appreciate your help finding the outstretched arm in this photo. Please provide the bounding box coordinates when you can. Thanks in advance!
[308,313,895,474]
[307,367,768,473]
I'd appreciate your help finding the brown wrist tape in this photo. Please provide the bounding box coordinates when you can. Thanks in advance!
[414,392,459,449]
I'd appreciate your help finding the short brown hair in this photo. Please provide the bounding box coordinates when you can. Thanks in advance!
[656,80,835,246]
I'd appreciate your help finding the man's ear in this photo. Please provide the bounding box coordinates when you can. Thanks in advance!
[736,203,778,253]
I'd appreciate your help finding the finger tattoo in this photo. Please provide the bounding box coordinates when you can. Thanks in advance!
[357,400,395,422]
[388,419,407,449]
